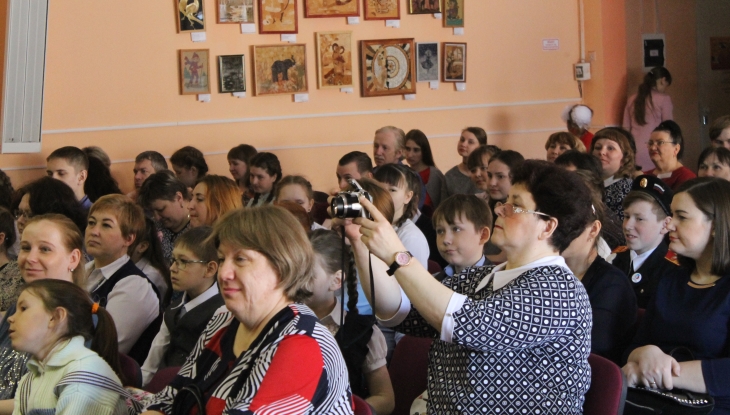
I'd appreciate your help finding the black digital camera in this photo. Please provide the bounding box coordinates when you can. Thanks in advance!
[330,179,372,219]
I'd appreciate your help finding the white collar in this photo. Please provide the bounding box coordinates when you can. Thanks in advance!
[86,254,131,282]
[603,175,621,187]
[320,297,345,328]
[175,283,220,312]
[630,246,658,271]
[444,256,487,277]
[476,255,569,292]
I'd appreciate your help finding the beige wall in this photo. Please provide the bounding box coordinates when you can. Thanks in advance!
[624,0,699,171]
[1,0,627,193]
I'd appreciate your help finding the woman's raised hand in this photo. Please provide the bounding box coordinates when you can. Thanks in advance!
[354,196,406,264]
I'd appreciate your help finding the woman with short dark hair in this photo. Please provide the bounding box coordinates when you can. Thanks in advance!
[347,160,593,414]
[698,146,730,181]
[643,120,696,190]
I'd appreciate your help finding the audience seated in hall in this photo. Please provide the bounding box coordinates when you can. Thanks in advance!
[128,151,168,201]
[46,146,93,212]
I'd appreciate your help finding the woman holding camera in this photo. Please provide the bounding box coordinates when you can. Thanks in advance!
[343,160,593,413]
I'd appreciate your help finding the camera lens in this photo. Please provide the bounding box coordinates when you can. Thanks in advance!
[331,193,361,218]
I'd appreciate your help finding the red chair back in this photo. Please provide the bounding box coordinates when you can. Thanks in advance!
[118,353,142,388]
[427,260,442,274]
[389,335,433,415]
[353,394,372,415]
[144,366,182,393]
[584,353,626,415]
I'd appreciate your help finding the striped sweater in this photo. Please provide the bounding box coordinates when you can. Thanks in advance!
[145,303,354,415]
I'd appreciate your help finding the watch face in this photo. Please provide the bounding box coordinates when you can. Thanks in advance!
[395,251,411,266]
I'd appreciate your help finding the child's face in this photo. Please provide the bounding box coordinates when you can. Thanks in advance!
[384,181,413,224]
[469,153,491,191]
[623,200,669,255]
[487,160,512,201]
[277,184,313,213]
[46,158,85,198]
[435,215,488,270]
[249,166,277,195]
[188,182,209,227]
[85,209,134,264]
[304,254,340,310]
[170,246,213,297]
[8,291,58,358]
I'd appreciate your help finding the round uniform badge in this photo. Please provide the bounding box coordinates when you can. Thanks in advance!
[631,272,642,283]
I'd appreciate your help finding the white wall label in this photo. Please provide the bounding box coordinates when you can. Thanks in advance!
[240,23,256,33]
[197,94,211,102]
[281,34,296,43]
[542,38,560,51]
[347,16,360,24]
[386,20,400,28]
[294,93,309,102]
[191,32,207,42]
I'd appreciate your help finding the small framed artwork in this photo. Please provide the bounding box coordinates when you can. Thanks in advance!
[360,38,416,97]
[443,0,463,27]
[180,49,211,95]
[258,0,298,34]
[305,0,359,17]
[218,0,255,23]
[416,42,439,82]
[218,55,246,93]
[409,0,441,14]
[253,44,307,95]
[363,0,399,20]
[177,0,206,32]
[316,31,354,89]
[443,42,466,82]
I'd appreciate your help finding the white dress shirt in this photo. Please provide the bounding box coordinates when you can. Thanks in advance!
[85,255,160,354]
[140,283,224,386]
[630,245,658,271]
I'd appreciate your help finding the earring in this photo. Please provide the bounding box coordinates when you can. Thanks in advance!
[69,268,75,273]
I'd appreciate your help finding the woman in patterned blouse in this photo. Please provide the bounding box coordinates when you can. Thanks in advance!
[142,205,353,415]
[347,160,594,414]
[591,127,637,221]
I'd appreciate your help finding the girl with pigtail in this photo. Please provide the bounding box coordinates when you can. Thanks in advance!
[306,229,395,415]
[8,279,135,415]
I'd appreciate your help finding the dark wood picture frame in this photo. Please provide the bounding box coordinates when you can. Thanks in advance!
[360,38,416,97]
[408,0,441,14]
[177,0,206,32]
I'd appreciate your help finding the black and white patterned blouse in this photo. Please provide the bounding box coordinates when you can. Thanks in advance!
[604,177,633,221]
[384,260,592,414]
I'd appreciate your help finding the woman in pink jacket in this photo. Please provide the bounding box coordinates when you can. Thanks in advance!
[623,67,673,171]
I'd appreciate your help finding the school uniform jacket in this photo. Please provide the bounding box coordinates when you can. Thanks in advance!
[611,242,680,309]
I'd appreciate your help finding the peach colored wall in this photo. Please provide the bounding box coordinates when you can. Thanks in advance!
[624,0,699,171]
[1,0,609,194]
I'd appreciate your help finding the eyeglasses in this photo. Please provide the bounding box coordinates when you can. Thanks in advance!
[171,258,207,270]
[494,202,551,219]
[14,209,33,220]
[646,140,675,148]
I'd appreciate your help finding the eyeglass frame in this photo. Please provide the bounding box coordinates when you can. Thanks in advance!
[494,201,552,219]
[646,140,676,148]
[171,257,208,270]
[13,209,33,220]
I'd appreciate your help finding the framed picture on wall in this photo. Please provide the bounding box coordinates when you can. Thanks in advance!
[177,0,206,32]
[258,0,298,34]
[409,0,441,14]
[253,44,307,95]
[316,31,354,89]
[363,0,399,20]
[360,38,415,97]
[218,55,246,93]
[443,0,463,27]
[416,42,438,82]
[442,42,466,82]
[218,0,255,23]
[179,49,211,94]
[305,0,359,18]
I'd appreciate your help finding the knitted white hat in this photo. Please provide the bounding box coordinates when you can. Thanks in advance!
[561,104,593,129]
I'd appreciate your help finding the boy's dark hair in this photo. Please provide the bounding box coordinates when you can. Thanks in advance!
[0,207,16,250]
[433,194,492,231]
[135,151,168,172]
[373,163,421,227]
[47,146,89,172]
[338,151,373,175]
[175,225,218,263]
[170,146,208,177]
[137,170,189,207]
[512,160,594,253]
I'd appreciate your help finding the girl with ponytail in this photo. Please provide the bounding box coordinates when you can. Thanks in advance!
[306,229,395,415]
[8,279,130,414]
[623,66,674,170]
